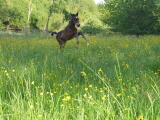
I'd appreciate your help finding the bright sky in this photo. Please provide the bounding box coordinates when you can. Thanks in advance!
[94,0,105,4]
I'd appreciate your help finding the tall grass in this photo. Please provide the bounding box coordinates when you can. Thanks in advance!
[0,34,160,120]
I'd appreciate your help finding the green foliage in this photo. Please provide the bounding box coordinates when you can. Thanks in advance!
[1,0,160,35]
[0,0,100,32]
[0,0,28,27]
[81,16,104,35]
[103,0,160,36]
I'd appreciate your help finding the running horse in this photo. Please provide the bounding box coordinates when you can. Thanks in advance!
[51,12,89,50]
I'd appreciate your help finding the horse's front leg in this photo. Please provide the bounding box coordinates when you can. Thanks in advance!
[78,32,89,46]
[75,32,79,47]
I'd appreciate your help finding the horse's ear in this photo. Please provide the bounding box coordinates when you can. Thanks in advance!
[76,12,78,16]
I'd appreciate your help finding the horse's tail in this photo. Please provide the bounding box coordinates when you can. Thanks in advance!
[51,32,58,36]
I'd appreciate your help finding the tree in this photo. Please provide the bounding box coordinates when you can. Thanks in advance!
[0,0,100,33]
[81,15,104,35]
[103,0,159,36]
[0,0,28,30]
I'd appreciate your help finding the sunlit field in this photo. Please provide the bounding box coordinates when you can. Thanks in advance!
[0,33,160,120]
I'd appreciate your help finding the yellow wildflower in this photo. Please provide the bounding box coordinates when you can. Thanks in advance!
[99,88,103,92]
[117,93,122,97]
[37,114,42,118]
[137,115,143,120]
[98,68,102,72]
[62,96,71,101]
[30,105,34,109]
[102,95,107,100]
[84,88,88,91]
[88,95,92,99]
[60,104,64,106]
[31,81,34,85]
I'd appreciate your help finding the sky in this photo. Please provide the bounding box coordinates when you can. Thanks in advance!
[94,0,105,4]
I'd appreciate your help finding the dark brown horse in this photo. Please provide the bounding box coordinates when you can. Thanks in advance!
[51,12,89,49]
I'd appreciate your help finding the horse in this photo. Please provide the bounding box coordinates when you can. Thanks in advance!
[51,12,89,50]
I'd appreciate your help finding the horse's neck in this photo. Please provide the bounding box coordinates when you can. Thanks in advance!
[64,20,76,31]
[69,20,75,27]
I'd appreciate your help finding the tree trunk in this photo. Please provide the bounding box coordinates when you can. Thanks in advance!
[45,0,54,32]
[6,25,10,31]
[136,33,140,38]
[45,17,50,32]
[25,0,32,35]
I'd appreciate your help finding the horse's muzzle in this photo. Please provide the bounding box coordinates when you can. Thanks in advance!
[76,23,80,27]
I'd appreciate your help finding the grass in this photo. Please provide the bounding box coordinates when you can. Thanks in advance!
[0,33,160,120]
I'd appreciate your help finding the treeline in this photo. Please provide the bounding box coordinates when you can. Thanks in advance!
[0,0,98,33]
[100,0,160,36]
[0,0,160,36]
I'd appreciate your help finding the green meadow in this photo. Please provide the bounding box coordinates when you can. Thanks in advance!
[0,34,160,120]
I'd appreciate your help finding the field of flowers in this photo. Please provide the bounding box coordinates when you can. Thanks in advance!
[0,33,160,120]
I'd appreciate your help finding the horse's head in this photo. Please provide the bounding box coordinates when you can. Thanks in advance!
[71,12,80,27]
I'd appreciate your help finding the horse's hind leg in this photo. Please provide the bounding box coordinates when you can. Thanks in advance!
[57,38,66,50]
[56,33,66,50]
[60,41,66,50]
[78,32,89,46]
